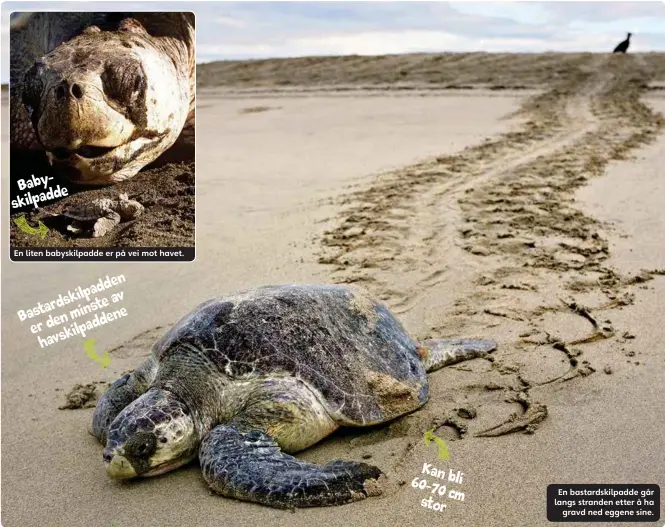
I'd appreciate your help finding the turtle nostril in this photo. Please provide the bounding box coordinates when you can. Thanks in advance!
[55,85,66,99]
[103,452,113,463]
[71,83,84,99]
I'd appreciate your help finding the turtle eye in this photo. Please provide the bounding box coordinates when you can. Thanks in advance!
[101,61,146,124]
[101,62,145,105]
[135,440,153,456]
[133,72,145,93]
[127,432,156,458]
[101,64,127,104]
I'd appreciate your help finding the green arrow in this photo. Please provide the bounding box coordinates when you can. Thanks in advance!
[14,215,49,239]
[424,428,451,460]
[83,338,111,368]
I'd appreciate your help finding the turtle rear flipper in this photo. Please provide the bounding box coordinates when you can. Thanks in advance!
[199,426,382,509]
[419,338,497,373]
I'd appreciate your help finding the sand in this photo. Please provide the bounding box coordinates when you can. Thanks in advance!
[2,53,664,526]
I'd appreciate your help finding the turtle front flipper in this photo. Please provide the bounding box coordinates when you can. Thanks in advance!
[199,426,382,509]
[91,357,157,443]
[419,338,497,373]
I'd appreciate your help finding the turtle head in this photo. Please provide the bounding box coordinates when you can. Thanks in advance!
[22,17,191,185]
[104,389,198,479]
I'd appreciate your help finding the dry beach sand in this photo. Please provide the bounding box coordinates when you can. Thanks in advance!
[2,52,665,526]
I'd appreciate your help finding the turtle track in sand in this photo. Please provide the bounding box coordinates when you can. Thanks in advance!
[317,54,665,447]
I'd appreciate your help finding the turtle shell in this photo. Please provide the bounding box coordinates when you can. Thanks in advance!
[152,284,429,425]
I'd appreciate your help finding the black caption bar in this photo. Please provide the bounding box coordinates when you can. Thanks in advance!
[10,247,195,262]
[547,484,660,522]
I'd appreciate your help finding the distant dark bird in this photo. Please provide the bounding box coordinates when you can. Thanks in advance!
[613,33,631,53]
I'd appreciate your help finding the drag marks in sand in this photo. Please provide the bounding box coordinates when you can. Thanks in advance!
[318,54,665,444]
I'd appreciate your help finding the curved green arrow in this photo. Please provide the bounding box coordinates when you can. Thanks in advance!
[14,215,49,239]
[83,338,111,368]
[424,428,451,460]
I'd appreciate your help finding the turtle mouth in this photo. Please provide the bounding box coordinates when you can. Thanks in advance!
[45,134,166,185]
[141,454,197,477]
[50,145,118,160]
[105,454,138,479]
[105,453,196,480]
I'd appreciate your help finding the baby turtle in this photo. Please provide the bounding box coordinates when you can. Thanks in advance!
[64,193,143,237]
[92,284,496,509]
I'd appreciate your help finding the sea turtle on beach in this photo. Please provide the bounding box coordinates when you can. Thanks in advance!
[92,284,496,509]
[10,12,195,185]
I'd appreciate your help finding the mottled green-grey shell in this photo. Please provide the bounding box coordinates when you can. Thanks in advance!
[152,284,429,425]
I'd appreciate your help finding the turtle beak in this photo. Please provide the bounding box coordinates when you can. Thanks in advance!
[105,453,137,479]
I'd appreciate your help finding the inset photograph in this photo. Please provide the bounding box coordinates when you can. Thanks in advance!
[8,12,195,261]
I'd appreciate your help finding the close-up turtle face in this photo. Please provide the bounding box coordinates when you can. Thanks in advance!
[104,389,197,479]
[21,18,190,185]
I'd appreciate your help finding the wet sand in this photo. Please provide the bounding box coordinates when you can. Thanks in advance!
[2,52,664,526]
